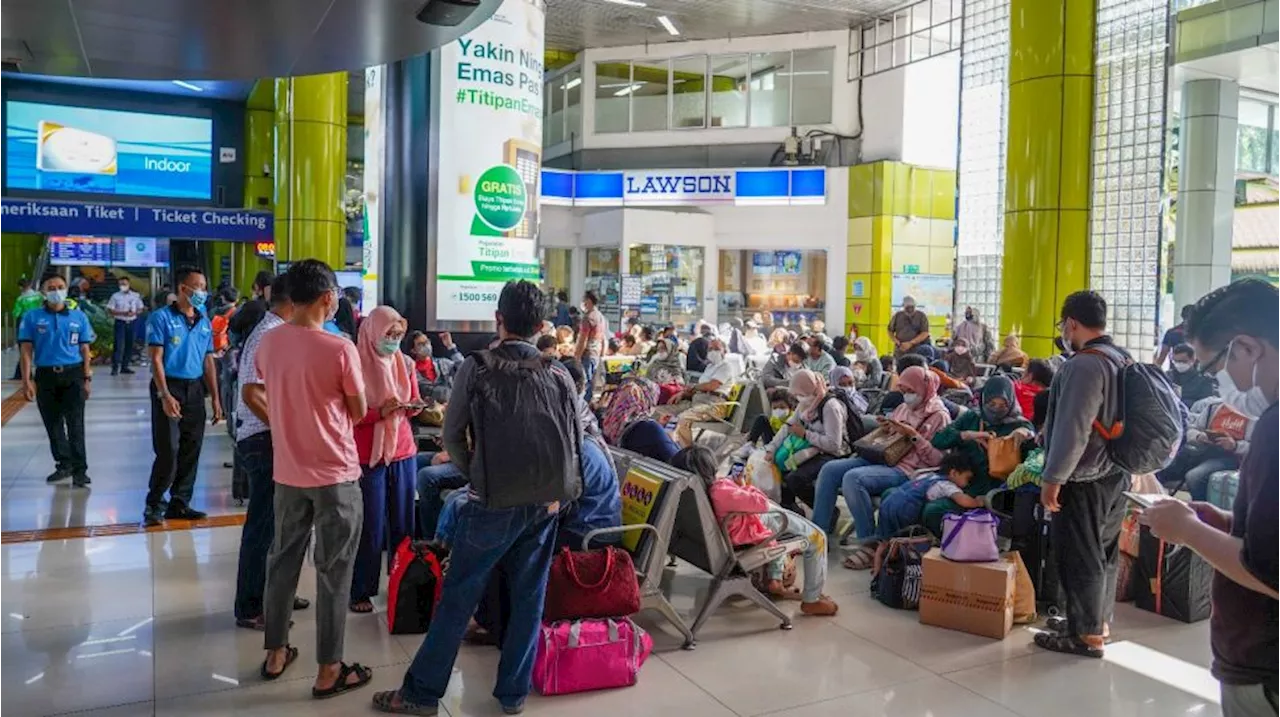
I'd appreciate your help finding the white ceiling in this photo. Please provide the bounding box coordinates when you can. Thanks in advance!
[543,0,910,51]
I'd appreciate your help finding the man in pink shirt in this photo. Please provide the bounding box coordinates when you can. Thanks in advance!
[248,259,373,698]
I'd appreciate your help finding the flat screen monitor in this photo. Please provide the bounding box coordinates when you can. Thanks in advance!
[4,100,213,200]
[48,235,171,268]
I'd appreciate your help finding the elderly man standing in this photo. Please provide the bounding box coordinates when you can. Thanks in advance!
[888,296,930,357]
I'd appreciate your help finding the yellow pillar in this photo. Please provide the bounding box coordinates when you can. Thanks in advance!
[274,72,348,268]
[1000,0,1094,358]
[231,79,277,296]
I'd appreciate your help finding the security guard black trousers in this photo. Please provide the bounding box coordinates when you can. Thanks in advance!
[34,365,88,476]
[147,378,206,510]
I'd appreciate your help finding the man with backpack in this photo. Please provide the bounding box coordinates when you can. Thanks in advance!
[375,280,583,716]
[1035,291,1135,658]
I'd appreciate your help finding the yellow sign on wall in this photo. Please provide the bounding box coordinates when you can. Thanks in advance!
[619,465,666,552]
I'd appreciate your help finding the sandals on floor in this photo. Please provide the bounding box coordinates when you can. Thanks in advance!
[350,600,375,614]
[842,544,877,570]
[1033,631,1104,658]
[260,645,299,680]
[372,689,439,715]
[312,662,373,699]
[294,597,311,610]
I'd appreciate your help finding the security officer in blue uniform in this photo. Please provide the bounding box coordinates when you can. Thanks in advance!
[19,273,96,487]
[145,266,223,526]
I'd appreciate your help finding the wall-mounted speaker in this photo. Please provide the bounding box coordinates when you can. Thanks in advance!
[416,0,482,27]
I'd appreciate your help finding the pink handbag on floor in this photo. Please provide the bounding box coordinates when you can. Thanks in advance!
[532,618,653,696]
[940,509,1001,562]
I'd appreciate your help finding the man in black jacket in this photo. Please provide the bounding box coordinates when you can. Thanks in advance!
[1167,343,1217,407]
[227,271,275,346]
[686,322,713,373]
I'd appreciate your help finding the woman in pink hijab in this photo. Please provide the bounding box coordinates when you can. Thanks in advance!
[350,306,422,613]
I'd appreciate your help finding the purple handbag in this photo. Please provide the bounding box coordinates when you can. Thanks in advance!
[940,510,1000,562]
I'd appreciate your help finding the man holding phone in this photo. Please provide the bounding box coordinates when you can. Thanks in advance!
[1141,279,1277,717]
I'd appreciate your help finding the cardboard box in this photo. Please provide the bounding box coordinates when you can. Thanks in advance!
[919,548,1016,639]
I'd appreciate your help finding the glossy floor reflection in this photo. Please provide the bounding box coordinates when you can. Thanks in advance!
[0,353,1225,717]
[2,365,243,532]
[2,521,1221,717]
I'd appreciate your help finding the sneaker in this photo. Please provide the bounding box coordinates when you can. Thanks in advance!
[165,504,208,520]
[45,470,71,484]
[111,368,119,376]
[72,473,91,488]
[143,508,165,527]
[120,368,136,375]
[501,700,525,715]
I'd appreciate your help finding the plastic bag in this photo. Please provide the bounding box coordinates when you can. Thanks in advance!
[742,449,781,503]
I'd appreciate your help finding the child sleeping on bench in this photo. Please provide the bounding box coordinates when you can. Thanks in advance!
[844,452,984,570]
[673,446,840,617]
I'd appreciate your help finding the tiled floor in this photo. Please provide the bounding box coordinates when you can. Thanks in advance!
[1,363,1226,717]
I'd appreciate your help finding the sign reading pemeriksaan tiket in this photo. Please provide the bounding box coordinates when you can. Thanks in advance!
[1,197,273,241]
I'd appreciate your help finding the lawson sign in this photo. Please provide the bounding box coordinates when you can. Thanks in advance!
[541,167,825,207]
[623,171,734,204]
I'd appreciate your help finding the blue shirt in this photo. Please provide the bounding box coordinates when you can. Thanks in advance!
[147,304,214,380]
[18,305,95,368]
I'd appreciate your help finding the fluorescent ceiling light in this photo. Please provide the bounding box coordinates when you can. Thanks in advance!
[172,80,203,92]
[563,77,582,90]
[603,0,647,6]
[613,83,642,96]
[657,15,680,36]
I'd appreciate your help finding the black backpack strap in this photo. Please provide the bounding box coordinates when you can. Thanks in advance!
[1076,344,1128,439]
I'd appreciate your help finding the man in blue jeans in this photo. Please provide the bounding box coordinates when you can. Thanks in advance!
[414,450,467,539]
[230,277,309,628]
[375,280,583,716]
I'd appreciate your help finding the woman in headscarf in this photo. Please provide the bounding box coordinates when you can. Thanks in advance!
[601,377,659,445]
[643,336,686,386]
[954,306,995,362]
[990,333,1030,369]
[853,336,878,364]
[809,366,952,556]
[764,369,851,514]
[829,365,869,413]
[915,374,1034,535]
[350,306,422,613]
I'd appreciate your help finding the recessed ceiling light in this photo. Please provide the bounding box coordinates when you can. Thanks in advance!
[172,80,203,92]
[613,83,642,96]
[603,0,647,6]
[657,15,679,36]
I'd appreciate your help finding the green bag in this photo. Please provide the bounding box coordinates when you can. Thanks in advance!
[1005,447,1045,489]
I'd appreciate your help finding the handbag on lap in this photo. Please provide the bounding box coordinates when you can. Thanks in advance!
[852,422,916,466]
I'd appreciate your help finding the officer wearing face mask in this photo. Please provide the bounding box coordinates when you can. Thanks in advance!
[19,273,97,487]
[144,266,222,526]
[1140,278,1278,715]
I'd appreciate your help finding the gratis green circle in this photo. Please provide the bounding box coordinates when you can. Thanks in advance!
[474,164,527,232]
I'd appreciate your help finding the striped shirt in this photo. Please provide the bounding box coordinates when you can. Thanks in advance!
[234,312,284,442]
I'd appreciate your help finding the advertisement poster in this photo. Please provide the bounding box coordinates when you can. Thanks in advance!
[619,465,666,551]
[891,273,954,313]
[434,0,545,322]
[4,101,212,199]
[774,250,802,275]
[362,66,384,314]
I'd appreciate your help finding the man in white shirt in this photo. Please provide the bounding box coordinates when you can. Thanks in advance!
[107,276,145,375]
[666,338,740,446]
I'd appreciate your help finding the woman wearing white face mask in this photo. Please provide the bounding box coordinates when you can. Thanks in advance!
[664,338,740,447]
[644,337,686,386]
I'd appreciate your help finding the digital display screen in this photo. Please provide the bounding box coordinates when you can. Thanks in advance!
[49,235,171,267]
[5,101,213,200]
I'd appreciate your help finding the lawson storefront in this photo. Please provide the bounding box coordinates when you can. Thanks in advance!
[537,166,848,333]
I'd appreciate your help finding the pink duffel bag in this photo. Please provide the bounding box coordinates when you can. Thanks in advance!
[532,618,653,696]
[940,509,1001,562]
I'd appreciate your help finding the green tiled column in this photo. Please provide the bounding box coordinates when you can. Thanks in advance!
[273,72,348,268]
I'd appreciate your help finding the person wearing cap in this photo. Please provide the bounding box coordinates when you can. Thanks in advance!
[19,273,96,487]
[742,319,768,355]
[888,296,930,358]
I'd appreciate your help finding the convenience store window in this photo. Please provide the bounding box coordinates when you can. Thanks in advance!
[627,244,704,330]
[585,247,622,326]
[717,249,826,329]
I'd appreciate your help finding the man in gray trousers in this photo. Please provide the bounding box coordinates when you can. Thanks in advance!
[248,259,373,697]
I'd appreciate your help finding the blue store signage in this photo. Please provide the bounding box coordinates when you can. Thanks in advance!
[541,167,825,207]
[0,197,273,241]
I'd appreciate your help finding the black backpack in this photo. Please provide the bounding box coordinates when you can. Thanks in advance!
[468,347,583,510]
[1080,344,1185,474]
[818,389,870,447]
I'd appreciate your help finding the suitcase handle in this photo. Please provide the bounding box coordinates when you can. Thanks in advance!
[561,547,616,590]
